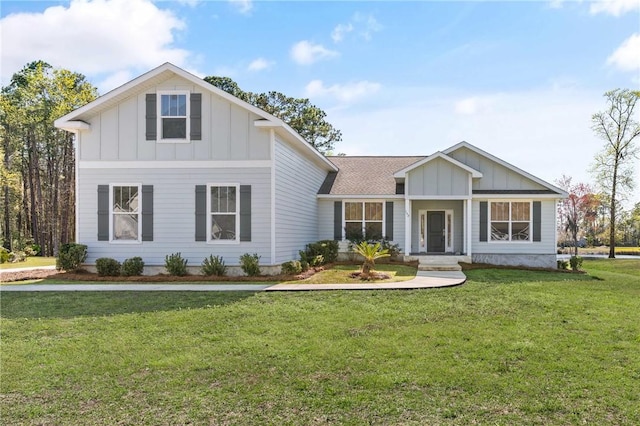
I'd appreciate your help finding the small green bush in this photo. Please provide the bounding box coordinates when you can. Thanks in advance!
[310,254,324,267]
[165,252,188,276]
[8,251,27,263]
[122,257,144,276]
[201,255,227,276]
[569,255,583,272]
[281,260,303,275]
[239,253,261,276]
[0,247,9,264]
[303,240,339,265]
[56,243,87,272]
[96,257,121,276]
[557,260,569,270]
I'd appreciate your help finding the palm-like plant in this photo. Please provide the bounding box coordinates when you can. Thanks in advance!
[353,241,390,278]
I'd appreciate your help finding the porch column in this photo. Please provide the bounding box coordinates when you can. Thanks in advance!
[466,197,473,257]
[404,197,411,255]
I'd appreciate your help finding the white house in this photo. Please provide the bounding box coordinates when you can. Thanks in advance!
[55,63,567,272]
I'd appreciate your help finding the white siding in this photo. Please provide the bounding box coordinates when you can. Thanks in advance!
[472,199,556,254]
[448,147,547,191]
[78,167,272,266]
[274,138,327,263]
[78,75,271,162]
[407,158,470,196]
[392,200,406,252]
[318,199,335,241]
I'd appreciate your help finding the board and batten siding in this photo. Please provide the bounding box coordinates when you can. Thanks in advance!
[77,167,272,265]
[471,199,556,254]
[447,146,547,191]
[407,158,470,196]
[274,138,328,264]
[78,75,270,162]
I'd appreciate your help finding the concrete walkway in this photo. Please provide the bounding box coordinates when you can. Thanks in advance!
[0,270,465,292]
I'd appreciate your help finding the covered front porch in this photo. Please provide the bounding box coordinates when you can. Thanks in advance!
[403,198,473,258]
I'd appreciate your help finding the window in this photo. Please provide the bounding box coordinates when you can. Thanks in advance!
[208,185,238,242]
[490,201,531,242]
[344,201,384,240]
[158,91,189,140]
[112,185,141,241]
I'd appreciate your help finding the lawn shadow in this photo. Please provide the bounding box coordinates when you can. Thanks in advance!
[0,291,257,319]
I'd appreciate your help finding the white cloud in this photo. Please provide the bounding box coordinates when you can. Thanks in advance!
[454,96,498,115]
[331,23,353,43]
[229,0,252,15]
[290,41,338,65]
[331,13,382,43]
[0,0,191,91]
[590,0,640,16]
[247,57,274,72]
[305,79,381,104]
[607,33,640,72]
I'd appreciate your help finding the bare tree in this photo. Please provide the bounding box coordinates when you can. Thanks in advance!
[590,89,640,258]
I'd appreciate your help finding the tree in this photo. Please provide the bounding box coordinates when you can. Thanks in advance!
[204,76,342,154]
[556,175,597,256]
[0,61,97,255]
[352,241,390,279]
[590,89,640,258]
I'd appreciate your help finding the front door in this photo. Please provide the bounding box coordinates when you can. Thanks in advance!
[427,211,445,252]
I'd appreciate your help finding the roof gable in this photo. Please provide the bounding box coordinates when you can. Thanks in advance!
[444,141,568,196]
[393,151,482,178]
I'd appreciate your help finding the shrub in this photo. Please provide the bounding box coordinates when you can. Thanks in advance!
[281,260,303,275]
[56,243,87,272]
[569,255,583,272]
[557,260,569,270]
[0,247,8,264]
[201,255,227,276]
[165,252,188,276]
[8,251,27,263]
[122,257,145,276]
[96,257,121,276]
[240,253,261,276]
[303,240,338,265]
[310,254,324,268]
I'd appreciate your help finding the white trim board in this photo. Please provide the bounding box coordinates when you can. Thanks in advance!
[79,160,272,169]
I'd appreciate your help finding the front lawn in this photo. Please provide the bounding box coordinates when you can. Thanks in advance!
[287,263,417,284]
[0,256,56,270]
[1,259,639,425]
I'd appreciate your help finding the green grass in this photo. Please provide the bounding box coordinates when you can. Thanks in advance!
[1,259,639,425]
[288,263,417,284]
[0,256,56,270]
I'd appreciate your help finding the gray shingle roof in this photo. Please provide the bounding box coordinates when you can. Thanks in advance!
[319,156,425,195]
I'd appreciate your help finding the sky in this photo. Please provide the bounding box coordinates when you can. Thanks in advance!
[1,0,639,203]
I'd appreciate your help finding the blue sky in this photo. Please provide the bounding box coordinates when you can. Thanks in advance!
[1,0,639,202]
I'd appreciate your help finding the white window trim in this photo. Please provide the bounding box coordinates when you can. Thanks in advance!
[157,90,190,143]
[206,183,240,244]
[109,183,142,244]
[488,200,533,243]
[342,200,386,240]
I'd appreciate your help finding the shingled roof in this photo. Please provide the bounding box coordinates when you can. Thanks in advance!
[319,156,425,195]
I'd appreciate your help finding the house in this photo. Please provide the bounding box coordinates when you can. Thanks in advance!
[55,63,567,273]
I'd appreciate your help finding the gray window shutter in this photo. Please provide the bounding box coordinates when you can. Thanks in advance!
[190,93,202,140]
[195,185,206,241]
[385,201,394,241]
[334,201,342,241]
[533,201,541,242]
[240,185,251,242]
[145,94,157,140]
[141,185,153,241]
[479,201,488,242]
[97,185,109,241]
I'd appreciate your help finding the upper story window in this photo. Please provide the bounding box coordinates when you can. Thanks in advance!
[490,201,531,242]
[158,91,189,141]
